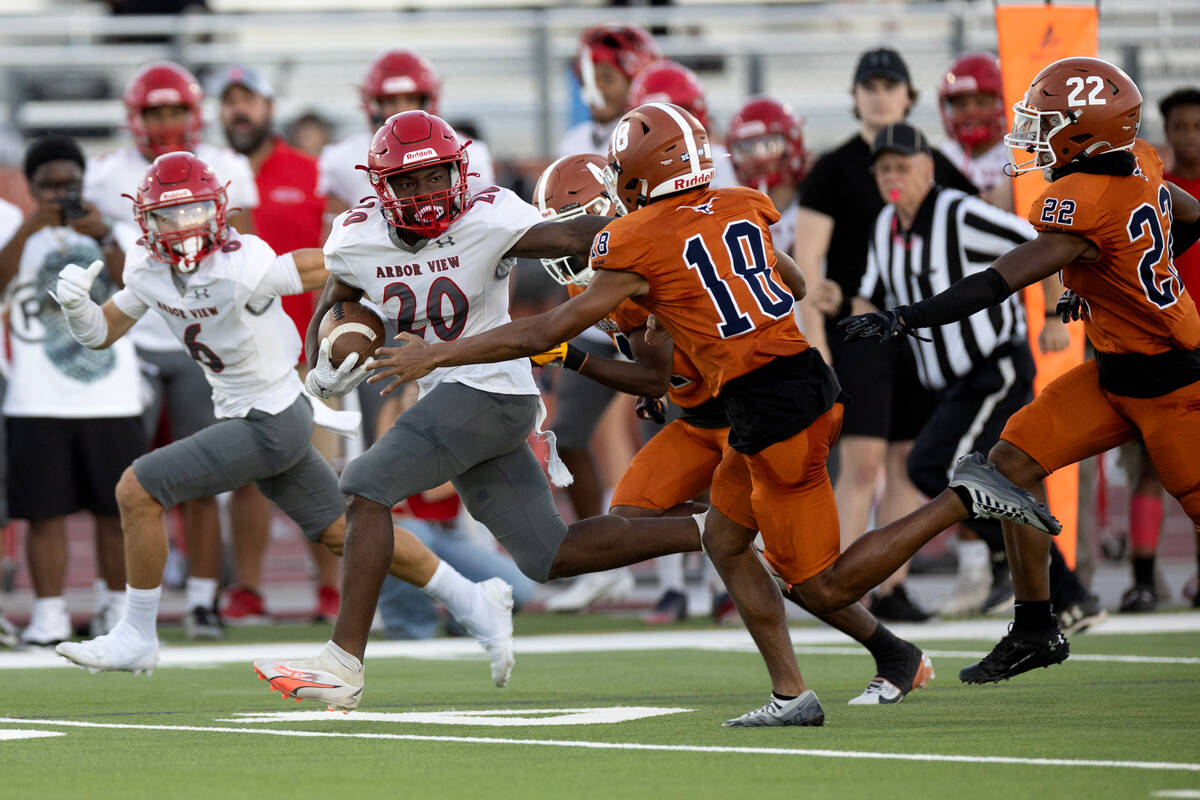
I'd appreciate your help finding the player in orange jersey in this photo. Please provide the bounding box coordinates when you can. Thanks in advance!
[840,56,1200,683]
[370,103,1057,725]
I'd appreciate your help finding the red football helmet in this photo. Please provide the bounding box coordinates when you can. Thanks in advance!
[124,62,204,161]
[604,102,714,214]
[938,52,1006,151]
[1005,56,1142,177]
[533,154,618,285]
[361,50,441,124]
[360,111,470,238]
[575,24,661,111]
[127,152,229,274]
[627,61,710,130]
[726,96,807,192]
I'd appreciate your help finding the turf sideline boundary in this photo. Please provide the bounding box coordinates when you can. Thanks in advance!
[3,612,1200,671]
[0,717,1197,773]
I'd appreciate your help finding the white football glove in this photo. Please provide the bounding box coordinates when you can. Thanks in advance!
[50,259,104,312]
[304,337,370,400]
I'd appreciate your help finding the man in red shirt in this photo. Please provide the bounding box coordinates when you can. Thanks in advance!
[216,65,339,622]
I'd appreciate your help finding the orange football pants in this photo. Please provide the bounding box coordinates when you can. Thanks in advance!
[710,404,844,586]
[610,420,729,511]
[1002,360,1200,523]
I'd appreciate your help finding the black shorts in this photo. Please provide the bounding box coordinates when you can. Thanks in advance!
[828,324,935,441]
[7,415,146,520]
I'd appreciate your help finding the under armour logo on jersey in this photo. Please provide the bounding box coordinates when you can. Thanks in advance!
[191,288,211,300]
[432,235,456,249]
[682,200,715,215]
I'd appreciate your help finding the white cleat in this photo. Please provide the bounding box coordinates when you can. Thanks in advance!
[847,653,935,705]
[252,649,363,712]
[456,578,515,688]
[544,568,635,613]
[723,690,825,727]
[56,632,159,676]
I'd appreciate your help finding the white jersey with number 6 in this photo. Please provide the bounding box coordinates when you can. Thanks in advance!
[111,231,304,419]
[323,186,541,399]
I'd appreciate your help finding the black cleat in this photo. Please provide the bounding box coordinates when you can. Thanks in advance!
[870,584,933,622]
[959,624,1069,684]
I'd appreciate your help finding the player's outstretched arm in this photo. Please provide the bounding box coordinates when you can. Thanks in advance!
[839,231,1092,342]
[570,325,673,398]
[306,273,363,371]
[367,269,647,394]
[290,248,331,292]
[506,214,612,259]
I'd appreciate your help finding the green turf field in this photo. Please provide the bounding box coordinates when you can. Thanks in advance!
[2,620,1198,800]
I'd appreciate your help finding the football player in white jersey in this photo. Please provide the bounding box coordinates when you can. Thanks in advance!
[54,152,517,687]
[318,49,495,224]
[936,53,1013,212]
[559,24,661,158]
[83,61,265,639]
[253,112,705,711]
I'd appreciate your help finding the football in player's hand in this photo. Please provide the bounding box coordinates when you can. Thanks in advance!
[318,301,386,368]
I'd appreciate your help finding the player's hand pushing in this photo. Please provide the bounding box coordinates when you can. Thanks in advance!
[837,306,929,343]
[368,331,437,394]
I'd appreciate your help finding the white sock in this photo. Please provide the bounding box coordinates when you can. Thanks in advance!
[420,560,477,620]
[186,576,218,610]
[120,586,161,642]
[655,553,685,594]
[31,596,67,627]
[325,640,363,673]
[957,539,990,572]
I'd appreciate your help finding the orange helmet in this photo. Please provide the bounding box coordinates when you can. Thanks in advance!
[1004,56,1141,177]
[532,154,617,285]
[603,102,714,214]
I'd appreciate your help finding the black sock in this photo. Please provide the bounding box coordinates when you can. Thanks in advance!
[863,624,916,685]
[1132,556,1156,588]
[772,692,797,701]
[951,485,974,513]
[1014,600,1054,632]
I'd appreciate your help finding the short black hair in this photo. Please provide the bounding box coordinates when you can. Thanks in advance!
[1160,88,1200,125]
[23,134,85,182]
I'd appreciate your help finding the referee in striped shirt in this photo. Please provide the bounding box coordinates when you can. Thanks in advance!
[855,123,1099,627]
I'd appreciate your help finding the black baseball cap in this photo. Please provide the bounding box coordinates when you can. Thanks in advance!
[871,123,932,161]
[855,48,911,86]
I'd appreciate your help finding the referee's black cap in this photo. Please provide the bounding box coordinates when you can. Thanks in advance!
[871,123,932,162]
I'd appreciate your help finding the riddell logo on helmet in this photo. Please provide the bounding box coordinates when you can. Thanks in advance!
[403,147,439,165]
[159,189,194,201]
[673,169,715,191]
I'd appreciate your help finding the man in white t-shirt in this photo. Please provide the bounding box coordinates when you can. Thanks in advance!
[0,135,144,646]
[54,151,516,683]
[83,61,262,640]
[252,112,703,712]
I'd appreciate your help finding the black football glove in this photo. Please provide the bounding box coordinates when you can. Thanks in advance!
[1055,290,1083,323]
[635,395,667,425]
[837,306,928,343]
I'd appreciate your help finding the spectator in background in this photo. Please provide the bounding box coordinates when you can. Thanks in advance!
[286,111,334,158]
[0,135,144,646]
[215,65,342,624]
[84,61,260,640]
[793,47,977,622]
[1119,88,1200,612]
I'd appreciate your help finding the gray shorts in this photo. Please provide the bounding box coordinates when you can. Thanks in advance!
[138,348,217,441]
[133,395,342,541]
[554,337,620,450]
[340,382,568,582]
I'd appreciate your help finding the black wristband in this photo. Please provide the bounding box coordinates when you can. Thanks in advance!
[562,343,588,371]
[903,268,1012,329]
[1172,216,1200,259]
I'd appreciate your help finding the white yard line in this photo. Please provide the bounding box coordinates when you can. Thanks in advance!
[3,612,1199,670]
[0,716,1197,773]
